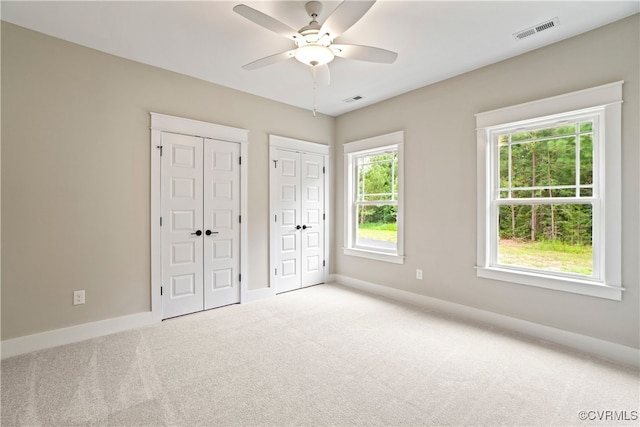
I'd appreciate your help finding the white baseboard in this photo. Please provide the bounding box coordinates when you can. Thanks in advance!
[4,278,637,367]
[1,311,159,360]
[1,286,277,359]
[329,274,639,367]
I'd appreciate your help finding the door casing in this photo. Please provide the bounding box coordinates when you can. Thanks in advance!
[150,113,249,320]
[269,135,330,294]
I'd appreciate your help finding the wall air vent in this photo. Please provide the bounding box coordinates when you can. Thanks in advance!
[513,17,560,40]
[344,95,364,103]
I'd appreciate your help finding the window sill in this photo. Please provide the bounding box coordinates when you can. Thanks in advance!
[343,247,405,264]
[476,266,623,301]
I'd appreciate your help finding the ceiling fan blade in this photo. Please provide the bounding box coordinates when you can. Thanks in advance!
[314,64,331,87]
[233,4,299,40]
[242,50,296,70]
[332,44,398,64]
[319,1,376,40]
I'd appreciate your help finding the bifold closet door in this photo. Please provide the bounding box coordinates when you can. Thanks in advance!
[300,152,324,287]
[273,149,324,294]
[274,150,302,293]
[161,132,240,319]
[203,139,240,310]
[161,133,205,318]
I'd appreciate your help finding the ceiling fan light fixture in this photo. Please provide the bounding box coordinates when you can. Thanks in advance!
[294,44,335,66]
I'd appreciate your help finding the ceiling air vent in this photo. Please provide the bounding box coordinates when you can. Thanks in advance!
[513,17,560,40]
[344,95,364,103]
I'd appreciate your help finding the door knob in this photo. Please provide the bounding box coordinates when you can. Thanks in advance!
[302,225,312,230]
[205,230,219,236]
[191,230,202,236]
[296,225,302,230]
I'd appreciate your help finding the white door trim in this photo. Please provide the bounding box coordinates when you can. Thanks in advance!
[269,135,330,295]
[151,113,248,320]
[269,135,331,155]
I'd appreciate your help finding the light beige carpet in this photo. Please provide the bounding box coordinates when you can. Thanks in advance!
[1,283,638,426]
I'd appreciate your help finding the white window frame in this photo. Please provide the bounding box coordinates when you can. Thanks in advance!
[476,82,624,301]
[344,131,405,264]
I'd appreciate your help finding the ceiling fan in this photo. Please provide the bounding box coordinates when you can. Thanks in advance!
[233,1,398,79]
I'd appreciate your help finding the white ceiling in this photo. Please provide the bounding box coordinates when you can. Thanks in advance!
[2,1,638,117]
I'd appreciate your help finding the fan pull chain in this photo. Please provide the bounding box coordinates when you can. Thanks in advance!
[311,65,317,117]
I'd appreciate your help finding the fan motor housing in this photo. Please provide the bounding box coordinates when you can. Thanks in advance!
[299,24,322,43]
[305,1,323,19]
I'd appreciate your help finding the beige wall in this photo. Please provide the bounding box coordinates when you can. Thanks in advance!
[335,14,640,348]
[3,15,639,349]
[1,23,334,340]
[0,21,3,342]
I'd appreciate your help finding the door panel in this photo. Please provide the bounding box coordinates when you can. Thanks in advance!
[162,134,241,318]
[274,150,302,293]
[301,153,325,287]
[161,133,204,318]
[273,149,325,293]
[204,139,240,309]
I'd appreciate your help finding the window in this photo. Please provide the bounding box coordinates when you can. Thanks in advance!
[476,82,623,300]
[344,131,404,264]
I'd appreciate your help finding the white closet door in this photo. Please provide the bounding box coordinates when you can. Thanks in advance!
[300,153,325,287]
[274,150,302,293]
[161,133,204,318]
[203,139,241,309]
[272,149,325,293]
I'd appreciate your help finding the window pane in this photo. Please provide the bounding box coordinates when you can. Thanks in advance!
[580,188,593,197]
[499,145,509,189]
[511,131,531,142]
[511,138,576,189]
[497,204,593,275]
[511,124,576,142]
[579,121,593,132]
[356,205,397,250]
[356,152,397,201]
[580,134,593,186]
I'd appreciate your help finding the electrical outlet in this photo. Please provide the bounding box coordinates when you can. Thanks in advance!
[416,269,423,280]
[73,290,85,305]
